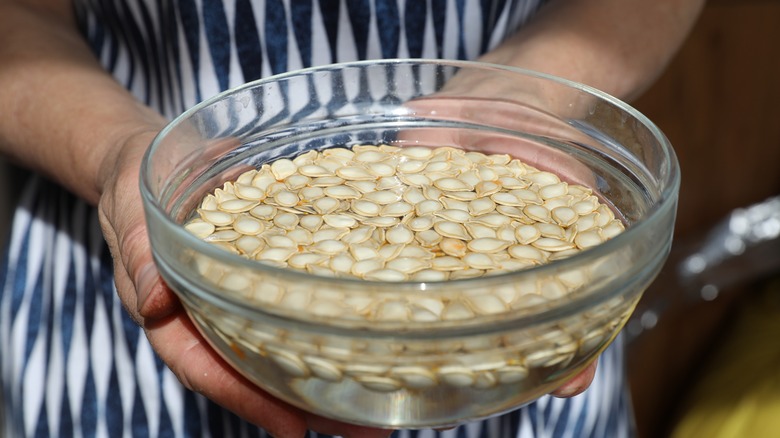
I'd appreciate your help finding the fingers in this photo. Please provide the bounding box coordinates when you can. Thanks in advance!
[144,308,311,438]
[550,361,598,398]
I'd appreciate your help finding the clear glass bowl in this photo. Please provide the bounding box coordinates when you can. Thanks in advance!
[140,59,679,428]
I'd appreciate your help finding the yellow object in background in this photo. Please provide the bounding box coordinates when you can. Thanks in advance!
[671,278,780,438]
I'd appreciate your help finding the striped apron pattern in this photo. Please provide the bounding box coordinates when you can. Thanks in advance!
[1,1,634,436]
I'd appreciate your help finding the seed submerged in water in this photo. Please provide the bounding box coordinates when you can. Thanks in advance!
[188,144,624,284]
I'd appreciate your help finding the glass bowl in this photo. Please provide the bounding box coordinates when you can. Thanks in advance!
[140,59,679,428]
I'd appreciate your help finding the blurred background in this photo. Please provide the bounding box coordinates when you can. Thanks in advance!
[627,0,780,436]
[1,0,778,436]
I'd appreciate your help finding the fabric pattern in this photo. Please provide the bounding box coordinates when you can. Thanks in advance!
[1,1,634,437]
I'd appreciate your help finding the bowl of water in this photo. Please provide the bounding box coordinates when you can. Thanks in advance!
[140,59,679,428]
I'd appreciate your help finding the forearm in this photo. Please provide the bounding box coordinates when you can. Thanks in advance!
[0,1,165,205]
[482,0,705,101]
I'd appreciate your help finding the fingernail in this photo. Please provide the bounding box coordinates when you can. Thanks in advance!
[135,263,157,312]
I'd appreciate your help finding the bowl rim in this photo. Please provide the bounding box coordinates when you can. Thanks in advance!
[140,58,680,327]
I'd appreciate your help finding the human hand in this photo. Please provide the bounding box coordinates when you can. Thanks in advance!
[96,130,391,438]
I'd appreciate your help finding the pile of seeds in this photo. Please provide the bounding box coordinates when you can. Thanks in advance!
[182,143,632,393]
[185,144,625,285]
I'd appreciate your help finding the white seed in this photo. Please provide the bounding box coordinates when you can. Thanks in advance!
[435,208,472,223]
[363,190,402,205]
[468,293,507,314]
[367,162,395,177]
[377,243,405,261]
[440,238,468,258]
[256,246,296,263]
[250,204,277,220]
[415,199,444,216]
[265,234,297,249]
[386,224,415,245]
[312,197,340,215]
[352,200,381,217]
[266,346,309,377]
[386,257,430,274]
[297,164,332,177]
[310,176,345,187]
[350,244,380,261]
[346,180,377,194]
[408,216,435,232]
[354,150,387,163]
[490,192,523,206]
[299,215,324,232]
[199,209,234,227]
[233,215,265,235]
[284,174,310,190]
[602,221,625,239]
[302,356,343,382]
[434,221,470,240]
[323,214,358,228]
[271,190,299,208]
[329,254,356,274]
[391,366,437,389]
[381,201,414,217]
[532,237,576,252]
[573,198,599,215]
[539,182,568,199]
[234,235,264,255]
[431,256,468,272]
[323,185,361,200]
[508,245,548,263]
[374,300,409,321]
[536,223,566,240]
[497,176,528,190]
[475,181,501,197]
[433,177,473,192]
[336,166,375,180]
[440,197,469,211]
[463,253,499,270]
[450,268,486,280]
[514,224,540,245]
[439,366,476,387]
[551,206,578,227]
[411,269,449,282]
[471,213,512,228]
[446,190,478,201]
[356,376,402,392]
[512,188,543,204]
[397,159,427,173]
[288,253,328,269]
[204,229,240,242]
[468,238,511,254]
[342,226,375,244]
[399,146,434,159]
[362,216,400,227]
[525,170,560,186]
[251,170,277,191]
[270,159,297,180]
[465,223,497,239]
[351,258,385,277]
[310,239,348,255]
[185,219,216,239]
[574,229,605,249]
[523,205,551,223]
[468,197,496,216]
[272,212,299,230]
[415,229,443,247]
